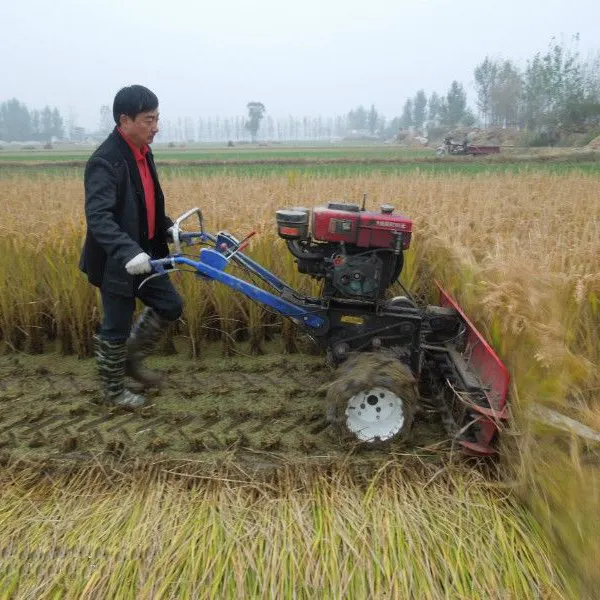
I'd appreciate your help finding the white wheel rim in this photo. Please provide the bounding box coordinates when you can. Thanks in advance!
[345,386,405,442]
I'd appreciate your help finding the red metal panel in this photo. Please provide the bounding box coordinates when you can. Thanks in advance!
[467,145,501,155]
[312,208,412,249]
[437,284,510,454]
[312,208,360,243]
[358,212,412,249]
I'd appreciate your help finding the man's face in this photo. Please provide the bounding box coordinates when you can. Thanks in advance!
[119,109,159,147]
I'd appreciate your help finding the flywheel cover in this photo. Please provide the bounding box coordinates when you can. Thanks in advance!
[345,386,405,442]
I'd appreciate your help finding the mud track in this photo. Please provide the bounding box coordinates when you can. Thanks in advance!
[0,340,449,472]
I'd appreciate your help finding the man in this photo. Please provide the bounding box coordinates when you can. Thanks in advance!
[80,85,182,408]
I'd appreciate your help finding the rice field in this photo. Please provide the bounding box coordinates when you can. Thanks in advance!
[0,143,434,163]
[1,144,599,177]
[1,160,599,597]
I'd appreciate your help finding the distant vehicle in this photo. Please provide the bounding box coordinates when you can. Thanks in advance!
[436,137,500,157]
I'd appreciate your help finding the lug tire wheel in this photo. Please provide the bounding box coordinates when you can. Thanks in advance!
[326,351,418,446]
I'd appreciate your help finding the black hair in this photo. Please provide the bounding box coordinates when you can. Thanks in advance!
[112,85,158,125]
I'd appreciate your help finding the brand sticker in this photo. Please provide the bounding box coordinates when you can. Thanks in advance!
[340,315,364,325]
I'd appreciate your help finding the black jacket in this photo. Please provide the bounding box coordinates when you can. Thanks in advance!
[79,128,172,296]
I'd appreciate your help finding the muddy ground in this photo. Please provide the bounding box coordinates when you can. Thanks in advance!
[0,338,450,472]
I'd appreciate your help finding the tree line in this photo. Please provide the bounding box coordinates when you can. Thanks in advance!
[158,37,600,144]
[0,99,65,142]
[475,36,600,134]
[2,36,599,144]
[396,36,600,137]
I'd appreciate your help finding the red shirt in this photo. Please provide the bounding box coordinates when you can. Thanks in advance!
[118,128,156,239]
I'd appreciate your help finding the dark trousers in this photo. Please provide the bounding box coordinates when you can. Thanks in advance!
[99,275,183,342]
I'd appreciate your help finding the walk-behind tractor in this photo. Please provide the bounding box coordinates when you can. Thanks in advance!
[144,200,509,455]
[436,137,501,157]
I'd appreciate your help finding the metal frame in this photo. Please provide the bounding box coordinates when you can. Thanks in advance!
[147,208,327,331]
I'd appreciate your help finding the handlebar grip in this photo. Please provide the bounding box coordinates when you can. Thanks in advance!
[179,231,203,240]
[150,258,172,271]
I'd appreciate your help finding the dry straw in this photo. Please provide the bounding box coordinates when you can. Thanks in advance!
[1,170,599,595]
[0,463,568,599]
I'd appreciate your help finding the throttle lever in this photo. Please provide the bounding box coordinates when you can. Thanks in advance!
[236,231,256,254]
[220,231,256,260]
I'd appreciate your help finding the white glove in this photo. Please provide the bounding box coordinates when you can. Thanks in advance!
[125,252,152,275]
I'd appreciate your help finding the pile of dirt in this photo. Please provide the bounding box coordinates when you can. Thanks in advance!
[470,127,520,146]
[395,130,428,147]
[445,127,520,147]
[586,135,600,149]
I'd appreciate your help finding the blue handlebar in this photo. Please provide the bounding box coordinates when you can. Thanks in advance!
[148,250,326,332]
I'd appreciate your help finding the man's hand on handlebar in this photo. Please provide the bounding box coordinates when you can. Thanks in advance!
[125,252,152,275]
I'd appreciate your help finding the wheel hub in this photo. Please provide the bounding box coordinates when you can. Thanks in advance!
[345,386,405,442]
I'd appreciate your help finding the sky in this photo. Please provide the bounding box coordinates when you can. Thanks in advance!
[2,0,599,131]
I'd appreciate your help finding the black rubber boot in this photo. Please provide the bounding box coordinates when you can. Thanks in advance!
[94,335,146,408]
[125,308,169,388]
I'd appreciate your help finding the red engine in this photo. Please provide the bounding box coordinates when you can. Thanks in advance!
[312,202,412,250]
[276,201,412,300]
